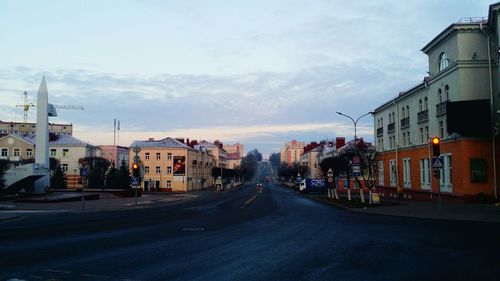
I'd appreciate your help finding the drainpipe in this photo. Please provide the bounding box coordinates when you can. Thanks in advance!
[481,22,498,200]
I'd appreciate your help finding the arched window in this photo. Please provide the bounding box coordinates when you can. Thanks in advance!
[438,89,443,103]
[402,107,405,119]
[424,97,428,110]
[406,105,409,118]
[419,99,423,112]
[439,52,449,71]
[444,85,449,101]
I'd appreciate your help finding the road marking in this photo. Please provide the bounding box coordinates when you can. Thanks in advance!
[182,227,205,231]
[244,194,258,206]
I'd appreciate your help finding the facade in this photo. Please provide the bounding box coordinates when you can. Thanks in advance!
[0,120,73,135]
[0,133,99,188]
[373,7,500,201]
[280,140,306,166]
[194,140,228,169]
[300,146,322,178]
[130,137,215,192]
[99,145,130,167]
[224,143,244,158]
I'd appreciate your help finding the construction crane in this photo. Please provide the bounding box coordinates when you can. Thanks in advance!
[16,91,84,132]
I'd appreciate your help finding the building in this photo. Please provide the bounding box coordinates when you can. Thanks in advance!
[0,133,99,188]
[373,5,500,201]
[224,143,244,158]
[99,145,130,167]
[194,140,228,169]
[300,138,346,179]
[130,137,215,192]
[0,120,73,135]
[280,140,306,166]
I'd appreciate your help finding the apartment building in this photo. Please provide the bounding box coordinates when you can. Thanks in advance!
[373,5,500,200]
[0,120,73,135]
[224,143,244,158]
[130,137,215,192]
[100,145,130,167]
[280,140,306,166]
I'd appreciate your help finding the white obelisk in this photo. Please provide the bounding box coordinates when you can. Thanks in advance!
[34,76,50,193]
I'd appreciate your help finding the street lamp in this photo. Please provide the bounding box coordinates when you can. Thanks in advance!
[336,111,374,144]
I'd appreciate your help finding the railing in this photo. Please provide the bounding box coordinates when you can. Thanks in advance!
[387,123,395,134]
[417,110,429,123]
[400,117,410,129]
[436,101,448,117]
[377,127,383,137]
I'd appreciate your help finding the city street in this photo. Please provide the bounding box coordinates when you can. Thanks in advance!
[2,166,500,281]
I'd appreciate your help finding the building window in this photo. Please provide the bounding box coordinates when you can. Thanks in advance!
[438,89,442,103]
[63,149,69,157]
[167,166,172,174]
[166,180,172,188]
[420,159,431,190]
[389,160,397,187]
[425,126,429,140]
[439,121,444,138]
[406,105,409,118]
[420,128,424,143]
[378,160,384,186]
[419,99,422,112]
[156,153,161,160]
[167,153,172,160]
[470,159,487,183]
[439,154,453,192]
[1,148,8,157]
[444,85,449,101]
[62,164,68,172]
[50,149,56,157]
[403,158,411,188]
[439,52,449,71]
[144,166,150,174]
[155,180,161,189]
[407,131,410,146]
[156,166,161,173]
[26,149,33,157]
[13,148,20,157]
[145,153,150,160]
[402,133,406,146]
[424,97,428,110]
[402,107,405,119]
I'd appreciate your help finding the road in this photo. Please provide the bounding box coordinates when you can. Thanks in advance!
[2,164,500,281]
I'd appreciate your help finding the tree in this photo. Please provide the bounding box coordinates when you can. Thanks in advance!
[0,159,11,190]
[269,153,280,169]
[79,157,110,189]
[51,165,67,189]
[239,153,258,180]
[248,149,262,162]
[105,164,120,189]
[117,159,132,188]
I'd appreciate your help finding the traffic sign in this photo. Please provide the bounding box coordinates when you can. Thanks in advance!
[131,177,139,186]
[352,164,361,177]
[327,177,334,183]
[352,156,361,164]
[432,157,444,168]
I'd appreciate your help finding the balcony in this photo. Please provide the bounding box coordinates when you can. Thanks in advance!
[400,117,410,129]
[376,127,384,137]
[417,110,429,123]
[387,122,395,134]
[436,101,448,117]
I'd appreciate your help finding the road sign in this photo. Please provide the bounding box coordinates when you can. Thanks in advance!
[352,164,361,177]
[432,157,444,168]
[327,177,334,183]
[131,177,139,186]
[80,167,88,177]
[352,156,361,164]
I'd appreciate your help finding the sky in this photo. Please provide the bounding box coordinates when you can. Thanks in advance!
[0,0,493,157]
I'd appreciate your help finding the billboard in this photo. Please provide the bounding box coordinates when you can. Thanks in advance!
[173,156,186,176]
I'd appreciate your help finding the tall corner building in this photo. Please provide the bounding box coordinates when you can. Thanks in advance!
[372,3,500,201]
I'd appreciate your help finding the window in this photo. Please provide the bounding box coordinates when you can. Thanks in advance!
[50,149,56,157]
[419,99,422,112]
[167,166,172,174]
[424,97,428,110]
[26,149,33,157]
[145,153,150,160]
[13,148,20,157]
[155,180,161,189]
[470,159,487,183]
[402,107,405,119]
[439,52,449,71]
[438,89,442,103]
[1,148,8,157]
[402,133,406,146]
[378,160,384,186]
[156,153,161,160]
[62,164,68,172]
[144,166,150,174]
[403,158,411,188]
[389,160,397,187]
[167,153,172,160]
[439,154,453,192]
[439,121,444,138]
[166,180,172,188]
[156,166,161,173]
[420,159,431,189]
[425,126,429,140]
[407,131,410,145]
[444,85,449,101]
[63,149,69,157]
[420,128,424,143]
[406,105,409,118]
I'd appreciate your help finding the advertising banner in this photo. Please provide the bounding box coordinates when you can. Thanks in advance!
[173,156,186,176]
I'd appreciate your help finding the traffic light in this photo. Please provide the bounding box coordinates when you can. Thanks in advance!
[432,137,440,157]
[132,162,140,178]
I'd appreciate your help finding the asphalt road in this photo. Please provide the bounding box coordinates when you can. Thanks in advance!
[2,165,500,281]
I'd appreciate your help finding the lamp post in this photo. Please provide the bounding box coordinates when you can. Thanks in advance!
[336,111,373,144]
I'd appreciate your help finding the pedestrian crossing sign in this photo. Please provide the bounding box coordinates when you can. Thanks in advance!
[432,157,444,168]
[131,177,140,186]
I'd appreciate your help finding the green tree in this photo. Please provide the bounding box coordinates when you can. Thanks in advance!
[105,164,120,188]
[79,157,110,189]
[269,153,280,169]
[117,159,132,188]
[248,149,262,162]
[50,165,67,189]
[0,159,11,190]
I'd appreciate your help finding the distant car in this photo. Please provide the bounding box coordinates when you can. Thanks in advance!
[265,176,270,182]
[256,183,264,193]
[256,183,263,187]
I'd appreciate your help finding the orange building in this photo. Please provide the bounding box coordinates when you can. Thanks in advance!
[373,7,500,201]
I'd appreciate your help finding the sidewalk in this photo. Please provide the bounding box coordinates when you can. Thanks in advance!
[0,191,200,222]
[313,194,500,224]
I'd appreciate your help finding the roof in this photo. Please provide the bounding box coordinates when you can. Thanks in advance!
[1,133,93,146]
[130,137,191,149]
[421,21,485,54]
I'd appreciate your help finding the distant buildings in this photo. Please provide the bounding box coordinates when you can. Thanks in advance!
[280,140,305,166]
[100,145,130,167]
[0,120,73,135]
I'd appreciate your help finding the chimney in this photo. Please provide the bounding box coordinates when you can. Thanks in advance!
[148,138,154,142]
[335,137,345,149]
[176,137,185,144]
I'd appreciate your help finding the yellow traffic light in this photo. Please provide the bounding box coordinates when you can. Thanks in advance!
[432,137,440,156]
[432,137,440,145]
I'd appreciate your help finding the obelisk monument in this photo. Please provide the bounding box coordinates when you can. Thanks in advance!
[34,76,50,193]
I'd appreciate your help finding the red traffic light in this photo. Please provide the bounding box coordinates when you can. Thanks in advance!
[432,137,440,145]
